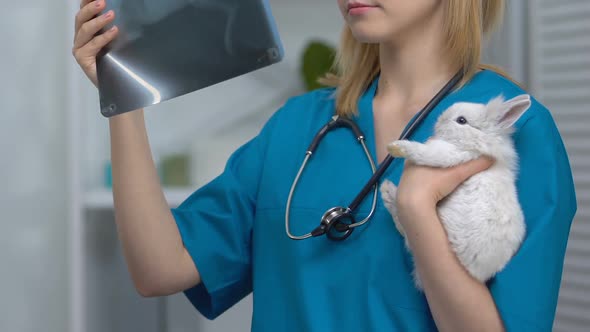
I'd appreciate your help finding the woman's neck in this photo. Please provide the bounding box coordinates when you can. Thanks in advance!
[376,13,458,112]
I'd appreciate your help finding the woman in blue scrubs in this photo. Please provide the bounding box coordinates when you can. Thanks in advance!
[73,0,577,331]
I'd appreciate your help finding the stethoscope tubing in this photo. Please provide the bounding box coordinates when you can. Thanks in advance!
[285,71,464,241]
[285,129,378,240]
[347,71,464,212]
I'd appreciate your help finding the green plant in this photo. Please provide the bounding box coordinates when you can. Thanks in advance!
[300,40,337,91]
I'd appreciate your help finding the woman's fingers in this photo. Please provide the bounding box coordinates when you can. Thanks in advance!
[72,0,117,87]
[453,156,495,184]
[80,0,94,9]
[75,0,104,32]
[74,26,118,63]
[83,26,119,56]
[74,10,115,49]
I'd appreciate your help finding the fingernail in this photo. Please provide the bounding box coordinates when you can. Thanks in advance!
[104,10,112,18]
[96,0,102,7]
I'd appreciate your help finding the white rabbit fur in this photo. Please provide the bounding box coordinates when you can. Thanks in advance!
[380,94,531,290]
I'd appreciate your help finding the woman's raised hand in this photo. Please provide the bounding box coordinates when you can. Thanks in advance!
[72,0,119,87]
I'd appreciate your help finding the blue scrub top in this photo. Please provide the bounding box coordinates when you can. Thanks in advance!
[171,70,577,331]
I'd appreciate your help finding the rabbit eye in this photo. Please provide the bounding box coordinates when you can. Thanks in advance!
[456,116,468,125]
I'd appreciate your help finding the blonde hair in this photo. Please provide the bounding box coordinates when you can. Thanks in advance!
[320,0,512,117]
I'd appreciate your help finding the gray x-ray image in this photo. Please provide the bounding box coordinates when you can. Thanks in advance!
[96,0,284,117]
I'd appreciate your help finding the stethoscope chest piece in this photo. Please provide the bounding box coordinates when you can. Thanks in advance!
[311,207,356,241]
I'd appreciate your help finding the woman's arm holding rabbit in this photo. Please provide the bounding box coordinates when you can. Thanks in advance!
[399,203,504,332]
[395,157,504,332]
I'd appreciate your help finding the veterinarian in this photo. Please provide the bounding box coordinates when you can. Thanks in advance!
[72,0,577,331]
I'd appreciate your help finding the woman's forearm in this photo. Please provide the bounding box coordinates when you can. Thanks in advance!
[109,109,200,296]
[399,204,505,332]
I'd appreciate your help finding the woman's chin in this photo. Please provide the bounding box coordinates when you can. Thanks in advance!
[349,28,390,44]
[345,20,392,43]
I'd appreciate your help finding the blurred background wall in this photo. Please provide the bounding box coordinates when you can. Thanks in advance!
[0,1,69,331]
[0,0,587,331]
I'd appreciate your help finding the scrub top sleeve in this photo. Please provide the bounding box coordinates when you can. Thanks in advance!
[170,108,280,320]
[489,107,577,331]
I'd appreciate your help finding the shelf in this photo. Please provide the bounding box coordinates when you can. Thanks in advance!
[84,188,195,209]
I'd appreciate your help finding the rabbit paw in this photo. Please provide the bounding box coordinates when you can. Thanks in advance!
[387,140,408,157]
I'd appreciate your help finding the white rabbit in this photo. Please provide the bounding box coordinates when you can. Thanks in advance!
[380,94,531,290]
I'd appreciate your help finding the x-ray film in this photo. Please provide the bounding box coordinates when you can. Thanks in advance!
[96,0,284,117]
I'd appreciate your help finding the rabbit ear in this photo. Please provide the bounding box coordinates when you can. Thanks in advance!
[498,94,531,129]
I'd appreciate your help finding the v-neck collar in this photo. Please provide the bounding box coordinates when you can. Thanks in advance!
[353,72,472,181]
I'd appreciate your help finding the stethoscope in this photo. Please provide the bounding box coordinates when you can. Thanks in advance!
[285,71,464,241]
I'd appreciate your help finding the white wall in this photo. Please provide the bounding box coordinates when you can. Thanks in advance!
[482,0,528,85]
[0,1,69,331]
